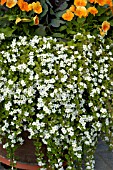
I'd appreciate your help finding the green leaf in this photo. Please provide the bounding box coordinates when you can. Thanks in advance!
[56,11,66,18]
[8,15,17,21]
[59,25,67,31]
[22,24,30,36]
[109,20,113,26]
[55,2,68,11]
[50,8,55,15]
[40,3,48,18]
[96,7,106,16]
[46,0,53,8]
[51,19,65,27]
[34,25,46,36]
[40,0,46,5]
[52,33,64,38]
[98,16,109,22]
[50,19,59,27]
[77,17,86,24]
[67,30,76,35]
[0,27,15,37]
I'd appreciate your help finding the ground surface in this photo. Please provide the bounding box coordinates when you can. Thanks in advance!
[0,139,113,170]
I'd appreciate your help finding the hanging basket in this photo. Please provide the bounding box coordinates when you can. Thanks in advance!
[0,132,40,170]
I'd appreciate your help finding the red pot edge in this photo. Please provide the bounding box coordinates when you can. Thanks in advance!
[0,155,41,170]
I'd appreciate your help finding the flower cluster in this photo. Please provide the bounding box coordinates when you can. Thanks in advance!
[0,33,113,169]
[0,0,113,37]
[62,0,113,36]
[0,0,42,13]
[0,0,42,25]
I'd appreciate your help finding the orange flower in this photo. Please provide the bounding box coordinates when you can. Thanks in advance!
[96,0,106,6]
[6,0,17,8]
[18,0,29,11]
[62,10,74,21]
[32,1,42,14]
[33,15,39,25]
[0,0,6,5]
[99,28,106,36]
[75,6,88,18]
[74,0,87,6]
[89,0,96,3]
[28,3,33,11]
[105,0,113,6]
[88,6,98,16]
[69,5,76,13]
[102,21,110,32]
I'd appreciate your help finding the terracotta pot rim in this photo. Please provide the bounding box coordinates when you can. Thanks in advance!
[0,155,40,170]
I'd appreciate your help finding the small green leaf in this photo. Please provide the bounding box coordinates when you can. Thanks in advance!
[109,20,113,26]
[59,25,67,31]
[34,25,46,36]
[51,19,60,27]
[40,3,48,18]
[55,2,68,11]
[56,11,66,18]
[50,8,55,15]
[51,19,65,27]
[77,17,86,24]
[46,0,53,8]
[52,33,64,38]
[96,7,106,16]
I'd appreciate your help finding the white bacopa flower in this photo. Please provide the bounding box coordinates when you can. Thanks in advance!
[10,65,16,71]
[5,101,12,111]
[44,133,50,139]
[78,67,83,72]
[83,45,88,51]
[94,106,98,111]
[61,75,68,82]
[106,45,110,49]
[88,102,93,107]
[24,112,29,117]
[3,143,9,149]
[85,76,91,81]
[87,34,92,39]
[0,33,5,39]
[85,141,90,145]
[20,80,26,86]
[100,108,107,113]
[93,63,98,70]
[96,122,102,128]
[8,79,13,85]
[61,127,67,134]
[76,154,82,158]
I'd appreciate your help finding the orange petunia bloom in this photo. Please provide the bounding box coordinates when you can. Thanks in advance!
[6,0,17,8]
[88,6,98,16]
[74,0,87,6]
[96,0,107,6]
[32,1,42,14]
[75,6,88,18]
[62,10,74,21]
[0,0,6,5]
[18,0,29,11]
[69,5,76,13]
[33,15,39,25]
[102,21,110,32]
